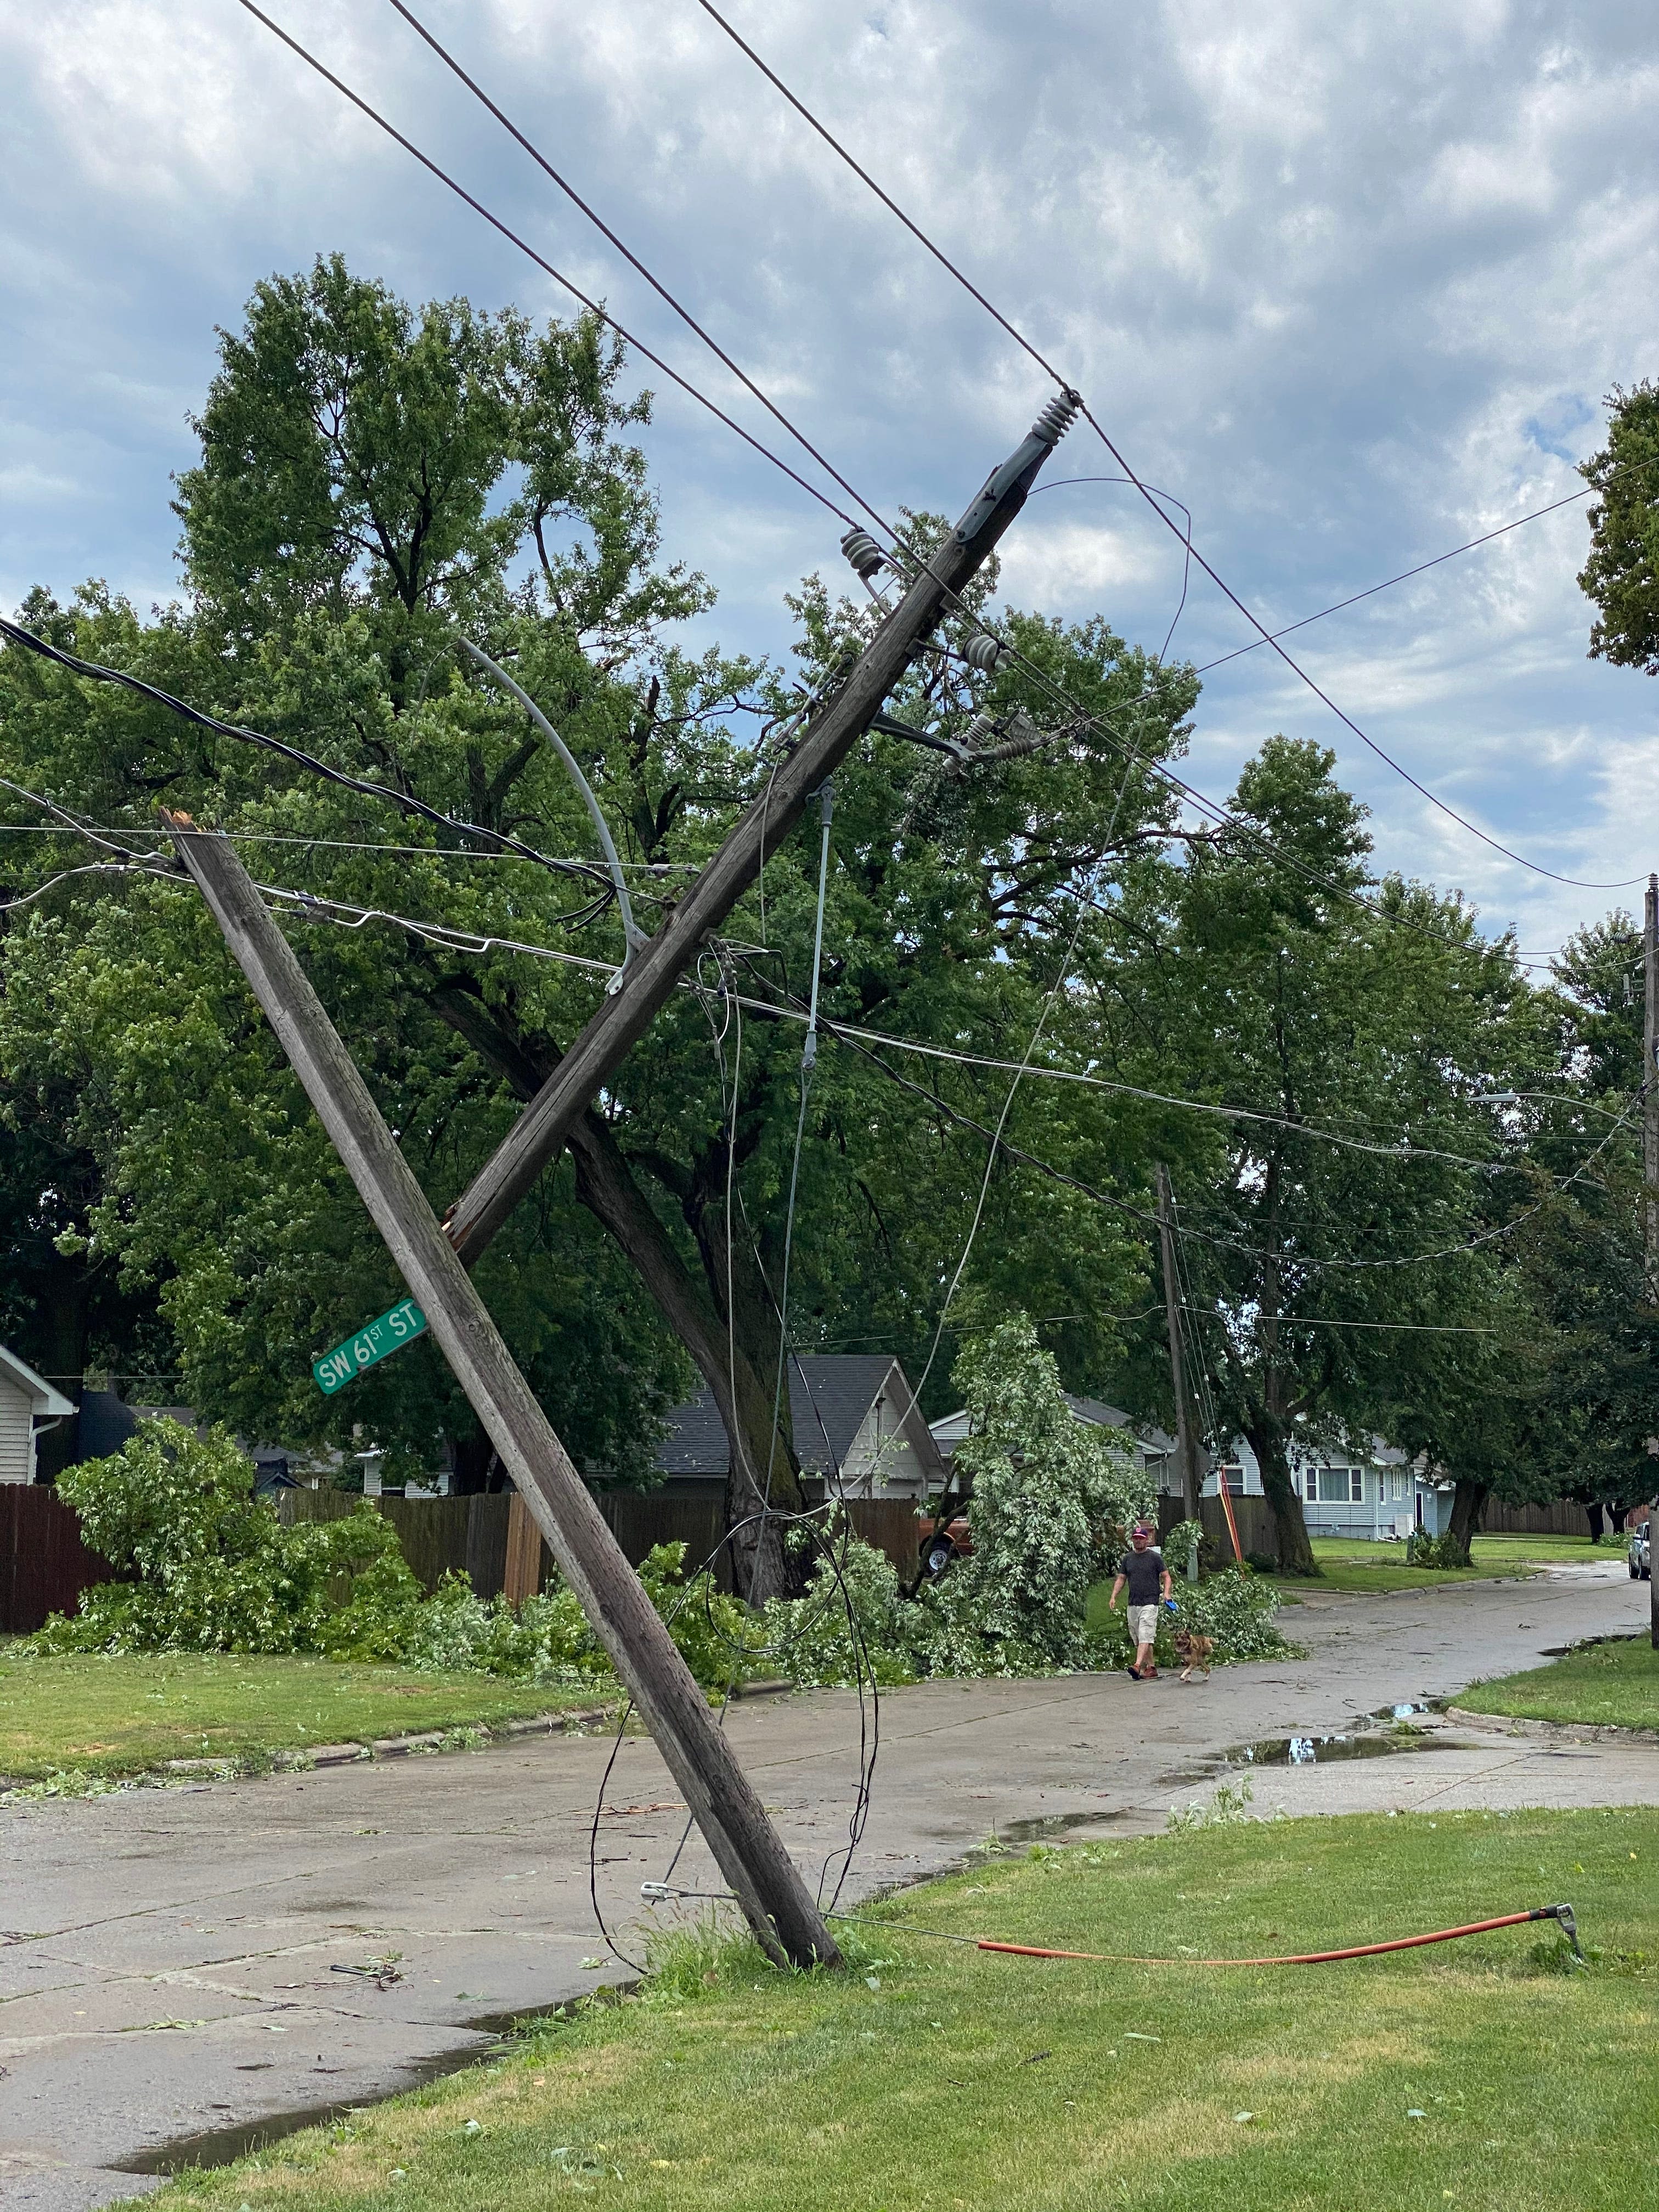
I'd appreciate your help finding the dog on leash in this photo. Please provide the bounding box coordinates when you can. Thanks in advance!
[1173,1628,1214,1683]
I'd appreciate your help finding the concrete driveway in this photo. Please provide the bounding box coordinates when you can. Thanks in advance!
[1,1561,1650,2209]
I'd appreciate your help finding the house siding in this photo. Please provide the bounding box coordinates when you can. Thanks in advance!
[837,1402,929,1497]
[0,1374,34,1485]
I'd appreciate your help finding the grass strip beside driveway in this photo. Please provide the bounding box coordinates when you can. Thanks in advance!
[0,1650,609,1781]
[1271,1535,1613,1599]
[1455,1637,1659,1733]
[168,1806,1653,2212]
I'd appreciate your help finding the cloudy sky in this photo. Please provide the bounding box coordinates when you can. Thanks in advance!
[4,0,1658,960]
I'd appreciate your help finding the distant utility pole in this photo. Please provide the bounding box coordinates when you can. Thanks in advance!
[1155,1164,1203,1538]
[162,811,838,1974]
[1647,875,1658,1651]
[442,393,1079,1268]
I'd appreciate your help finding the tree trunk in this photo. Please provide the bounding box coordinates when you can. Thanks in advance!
[430,985,798,1600]
[1585,1500,1606,1542]
[449,1432,499,1494]
[1244,1415,1315,1575]
[1442,1479,1488,1568]
[29,1263,89,1485]
[565,1113,797,1602]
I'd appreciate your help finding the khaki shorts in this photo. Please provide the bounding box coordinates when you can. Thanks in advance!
[1126,1602,1160,1648]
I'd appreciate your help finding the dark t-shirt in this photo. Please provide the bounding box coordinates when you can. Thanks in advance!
[1120,1547,1165,1605]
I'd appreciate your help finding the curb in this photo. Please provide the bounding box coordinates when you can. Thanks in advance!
[268,1702,622,1770]
[1442,1706,1659,1749]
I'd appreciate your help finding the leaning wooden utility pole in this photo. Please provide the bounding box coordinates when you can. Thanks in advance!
[161,810,839,1973]
[1646,874,1658,1651]
[1155,1164,1202,1536]
[442,392,1081,1268]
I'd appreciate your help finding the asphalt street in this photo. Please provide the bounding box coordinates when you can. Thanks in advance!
[1,1560,1650,2209]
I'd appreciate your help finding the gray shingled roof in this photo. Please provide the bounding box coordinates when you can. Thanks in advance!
[655,1355,905,1479]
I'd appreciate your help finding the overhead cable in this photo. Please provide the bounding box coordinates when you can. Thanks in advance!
[228,0,862,531]
[687,0,1645,892]
[224,0,1573,960]
[0,616,614,907]
[381,0,890,540]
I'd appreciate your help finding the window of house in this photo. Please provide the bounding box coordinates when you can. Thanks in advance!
[1390,1470,1406,1502]
[1350,1469,1364,1503]
[1218,1464,1245,1495]
[1313,1467,1358,1504]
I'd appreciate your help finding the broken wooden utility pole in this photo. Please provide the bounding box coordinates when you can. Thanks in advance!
[1155,1164,1203,1558]
[161,809,839,1974]
[442,391,1080,1269]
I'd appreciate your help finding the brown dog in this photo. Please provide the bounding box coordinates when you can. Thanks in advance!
[1174,1629,1214,1683]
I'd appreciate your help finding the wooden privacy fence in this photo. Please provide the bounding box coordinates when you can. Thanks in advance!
[0,1486,114,1634]
[276,1488,527,1600]
[277,1487,927,1603]
[1481,1497,1598,1538]
[1157,1491,1280,1565]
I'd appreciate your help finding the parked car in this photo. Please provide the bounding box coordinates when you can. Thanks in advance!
[1630,1523,1651,1582]
[917,1513,971,1577]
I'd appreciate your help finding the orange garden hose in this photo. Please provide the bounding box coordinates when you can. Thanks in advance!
[650,1892,1585,1972]
[974,1903,1582,1967]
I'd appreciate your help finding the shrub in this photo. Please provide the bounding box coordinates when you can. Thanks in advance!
[33,1419,338,1655]
[400,1543,757,1691]
[758,1526,918,1688]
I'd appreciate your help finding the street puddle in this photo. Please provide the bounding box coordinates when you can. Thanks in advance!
[1229,1731,1471,1767]
[997,1810,1131,1846]
[1160,1719,1479,1786]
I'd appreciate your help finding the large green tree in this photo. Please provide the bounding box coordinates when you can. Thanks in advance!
[2,257,1200,1600]
[1579,381,1659,675]
[1094,737,1530,1571]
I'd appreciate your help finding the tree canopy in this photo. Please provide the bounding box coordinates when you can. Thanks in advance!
[4,257,1654,1591]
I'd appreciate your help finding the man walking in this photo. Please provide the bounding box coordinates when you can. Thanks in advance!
[1109,1520,1173,1680]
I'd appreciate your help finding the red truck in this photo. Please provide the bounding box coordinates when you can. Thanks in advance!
[916,1511,972,1577]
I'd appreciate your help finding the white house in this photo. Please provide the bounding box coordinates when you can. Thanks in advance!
[657,1354,946,1500]
[929,1395,1188,1493]
[0,1346,75,1484]
[1212,1432,1454,1538]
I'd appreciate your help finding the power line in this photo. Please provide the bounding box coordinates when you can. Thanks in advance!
[1041,465,1659,681]
[0,822,701,871]
[3,776,1612,1186]
[0,617,615,910]
[228,0,862,532]
[221,1,1574,966]
[831,1013,1641,1273]
[687,0,1644,894]
[380,0,889,544]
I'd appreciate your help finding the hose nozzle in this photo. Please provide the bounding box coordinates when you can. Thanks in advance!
[1534,1902,1584,1964]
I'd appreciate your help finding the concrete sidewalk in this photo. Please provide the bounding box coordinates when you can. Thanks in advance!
[1,1560,1649,2209]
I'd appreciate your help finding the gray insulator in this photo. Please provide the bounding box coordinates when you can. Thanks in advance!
[963,712,996,750]
[1031,388,1081,448]
[963,632,1005,674]
[840,526,885,581]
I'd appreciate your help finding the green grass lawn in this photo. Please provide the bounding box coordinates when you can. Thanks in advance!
[0,1651,610,1782]
[1274,1534,1611,1600]
[1455,1635,1659,1733]
[168,1806,1655,2212]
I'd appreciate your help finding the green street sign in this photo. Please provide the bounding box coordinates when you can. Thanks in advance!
[313,1298,428,1395]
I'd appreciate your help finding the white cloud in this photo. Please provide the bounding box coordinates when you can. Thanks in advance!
[3,0,1659,958]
